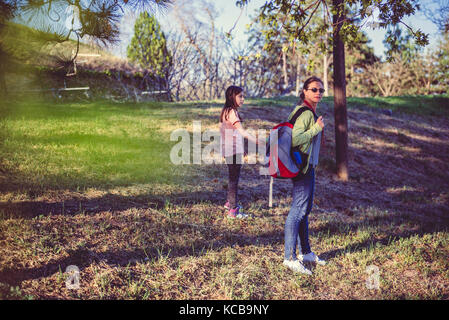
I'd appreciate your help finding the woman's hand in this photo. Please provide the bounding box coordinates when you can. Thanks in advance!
[317,116,325,129]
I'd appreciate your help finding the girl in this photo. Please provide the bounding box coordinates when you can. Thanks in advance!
[220,86,259,218]
[283,76,326,275]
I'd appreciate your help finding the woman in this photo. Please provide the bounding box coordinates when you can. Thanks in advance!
[283,76,326,275]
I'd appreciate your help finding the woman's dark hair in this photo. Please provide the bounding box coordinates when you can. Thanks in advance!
[220,85,243,123]
[299,76,324,101]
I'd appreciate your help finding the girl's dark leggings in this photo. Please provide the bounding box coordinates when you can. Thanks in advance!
[225,154,243,209]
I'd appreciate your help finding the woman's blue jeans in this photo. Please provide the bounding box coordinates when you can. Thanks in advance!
[284,168,315,260]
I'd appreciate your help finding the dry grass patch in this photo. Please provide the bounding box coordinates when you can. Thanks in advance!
[0,98,448,299]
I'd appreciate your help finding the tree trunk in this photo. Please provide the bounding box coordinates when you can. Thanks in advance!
[323,54,328,96]
[242,62,247,92]
[333,0,349,181]
[234,60,237,84]
[239,60,243,88]
[282,45,288,93]
[323,5,329,97]
[296,51,301,97]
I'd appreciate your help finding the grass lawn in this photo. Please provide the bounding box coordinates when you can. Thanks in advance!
[0,95,448,300]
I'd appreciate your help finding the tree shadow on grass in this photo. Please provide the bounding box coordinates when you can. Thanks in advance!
[0,161,272,219]
[312,211,449,261]
[0,188,227,219]
[0,218,282,289]
[1,201,447,294]
[0,186,447,295]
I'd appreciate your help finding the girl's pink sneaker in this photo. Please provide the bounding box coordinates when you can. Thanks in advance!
[224,202,241,210]
[227,207,238,218]
[226,206,250,219]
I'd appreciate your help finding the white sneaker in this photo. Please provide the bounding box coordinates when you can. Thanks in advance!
[283,259,312,275]
[300,252,326,266]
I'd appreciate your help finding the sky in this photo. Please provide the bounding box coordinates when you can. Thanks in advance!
[110,0,442,60]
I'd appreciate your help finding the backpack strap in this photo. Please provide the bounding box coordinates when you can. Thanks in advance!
[289,106,317,125]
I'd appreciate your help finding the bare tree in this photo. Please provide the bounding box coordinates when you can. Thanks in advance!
[410,51,439,95]
[166,32,196,101]
[173,0,222,100]
[367,54,413,96]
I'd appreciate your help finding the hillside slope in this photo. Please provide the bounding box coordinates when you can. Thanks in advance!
[2,22,147,99]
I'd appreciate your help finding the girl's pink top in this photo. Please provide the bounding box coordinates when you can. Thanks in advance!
[220,109,244,157]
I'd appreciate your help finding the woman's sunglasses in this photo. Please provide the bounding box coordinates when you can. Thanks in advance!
[307,88,325,94]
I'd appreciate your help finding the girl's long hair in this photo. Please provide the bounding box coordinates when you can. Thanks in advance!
[299,76,324,103]
[220,85,243,123]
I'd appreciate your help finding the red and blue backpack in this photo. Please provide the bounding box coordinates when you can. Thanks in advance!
[266,106,317,179]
